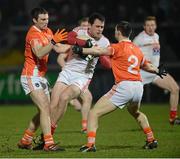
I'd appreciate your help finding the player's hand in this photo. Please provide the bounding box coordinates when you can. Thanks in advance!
[52,29,68,44]
[85,39,93,48]
[72,45,91,60]
[156,64,167,79]
[72,45,83,55]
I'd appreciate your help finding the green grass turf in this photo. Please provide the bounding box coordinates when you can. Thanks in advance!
[0,103,180,158]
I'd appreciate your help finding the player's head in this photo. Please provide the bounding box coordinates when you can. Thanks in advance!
[88,12,105,40]
[143,16,157,36]
[78,17,89,27]
[31,7,49,30]
[115,21,132,41]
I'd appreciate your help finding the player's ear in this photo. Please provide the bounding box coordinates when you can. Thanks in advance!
[117,30,122,36]
[32,18,37,24]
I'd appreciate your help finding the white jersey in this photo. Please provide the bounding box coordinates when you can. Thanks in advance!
[133,31,160,84]
[133,31,160,67]
[63,26,110,78]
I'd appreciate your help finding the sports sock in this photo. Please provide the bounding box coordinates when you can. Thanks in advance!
[51,122,57,135]
[82,120,87,130]
[170,110,177,121]
[143,127,155,142]
[21,129,34,145]
[44,134,54,148]
[87,131,96,147]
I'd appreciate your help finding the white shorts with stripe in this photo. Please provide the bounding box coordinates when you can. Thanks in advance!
[57,69,91,91]
[105,81,143,109]
[20,75,49,95]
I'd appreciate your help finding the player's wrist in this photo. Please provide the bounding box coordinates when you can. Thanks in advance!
[51,39,56,45]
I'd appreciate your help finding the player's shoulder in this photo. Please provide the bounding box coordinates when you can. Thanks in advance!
[134,31,145,39]
[45,27,53,35]
[26,25,41,38]
[99,35,110,45]
[154,32,159,39]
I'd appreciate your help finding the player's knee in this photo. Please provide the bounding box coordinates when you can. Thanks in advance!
[59,93,69,103]
[129,109,140,119]
[89,109,97,118]
[171,84,179,94]
[39,103,50,114]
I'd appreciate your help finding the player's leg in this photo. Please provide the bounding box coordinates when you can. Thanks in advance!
[18,112,39,149]
[153,73,180,124]
[32,81,67,151]
[50,81,68,134]
[80,89,93,133]
[18,89,56,150]
[30,90,56,150]
[18,77,49,150]
[80,96,117,152]
[126,81,157,149]
[70,99,82,111]
[127,102,158,149]
[57,84,82,121]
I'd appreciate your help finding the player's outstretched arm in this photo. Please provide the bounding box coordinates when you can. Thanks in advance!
[72,45,113,56]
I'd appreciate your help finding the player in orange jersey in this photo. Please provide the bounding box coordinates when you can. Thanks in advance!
[18,7,70,151]
[133,16,180,125]
[72,21,167,151]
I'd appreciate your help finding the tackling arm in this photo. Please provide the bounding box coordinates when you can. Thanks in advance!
[142,62,167,79]
[72,45,113,56]
[31,41,54,59]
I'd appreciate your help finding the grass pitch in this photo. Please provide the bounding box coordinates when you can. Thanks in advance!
[0,103,180,158]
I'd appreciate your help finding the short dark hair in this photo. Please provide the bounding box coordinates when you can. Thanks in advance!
[88,12,105,25]
[78,17,89,26]
[144,16,157,24]
[116,21,132,37]
[31,7,48,20]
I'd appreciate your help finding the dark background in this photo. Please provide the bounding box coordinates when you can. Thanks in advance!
[0,0,180,103]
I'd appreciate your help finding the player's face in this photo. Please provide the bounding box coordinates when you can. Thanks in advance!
[80,21,89,27]
[89,19,104,40]
[144,20,157,36]
[34,14,49,30]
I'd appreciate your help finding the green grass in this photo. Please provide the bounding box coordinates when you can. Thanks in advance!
[0,104,180,158]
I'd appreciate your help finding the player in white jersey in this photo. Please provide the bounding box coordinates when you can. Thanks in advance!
[49,13,110,140]
[133,16,180,125]
[57,17,92,133]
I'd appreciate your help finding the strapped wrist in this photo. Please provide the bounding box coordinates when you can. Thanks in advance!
[51,39,56,45]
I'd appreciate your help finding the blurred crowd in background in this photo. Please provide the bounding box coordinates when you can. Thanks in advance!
[0,0,180,67]
[0,0,180,103]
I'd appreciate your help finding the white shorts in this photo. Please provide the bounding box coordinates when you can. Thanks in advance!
[140,70,159,85]
[105,81,143,109]
[20,76,49,95]
[57,69,91,91]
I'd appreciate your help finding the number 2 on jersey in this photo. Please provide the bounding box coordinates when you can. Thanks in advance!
[128,55,138,74]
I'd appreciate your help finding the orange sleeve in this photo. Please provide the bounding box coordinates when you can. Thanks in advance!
[27,31,43,48]
[110,43,119,57]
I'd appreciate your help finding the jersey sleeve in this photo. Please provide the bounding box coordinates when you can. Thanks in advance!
[67,26,87,46]
[27,33,43,50]
[110,43,119,56]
